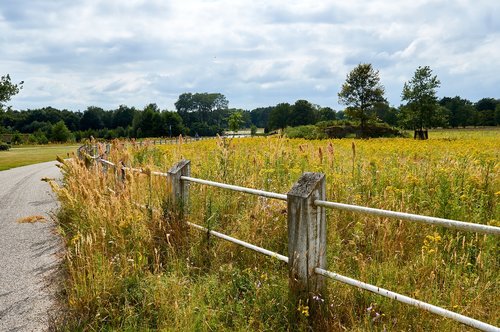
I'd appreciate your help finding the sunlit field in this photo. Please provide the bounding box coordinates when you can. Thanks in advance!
[52,129,499,331]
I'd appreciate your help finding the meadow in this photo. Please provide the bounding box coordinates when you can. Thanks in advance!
[52,129,499,331]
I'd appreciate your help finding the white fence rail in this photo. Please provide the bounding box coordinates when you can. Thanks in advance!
[81,143,499,331]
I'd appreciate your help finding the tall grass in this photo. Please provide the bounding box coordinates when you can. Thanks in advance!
[52,129,499,331]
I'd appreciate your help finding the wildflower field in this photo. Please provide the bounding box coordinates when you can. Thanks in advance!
[53,129,499,331]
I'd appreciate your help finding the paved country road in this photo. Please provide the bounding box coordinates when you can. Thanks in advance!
[0,161,62,332]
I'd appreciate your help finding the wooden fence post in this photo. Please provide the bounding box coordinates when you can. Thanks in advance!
[167,159,191,213]
[287,172,326,323]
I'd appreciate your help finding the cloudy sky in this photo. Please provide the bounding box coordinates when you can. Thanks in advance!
[1,0,499,112]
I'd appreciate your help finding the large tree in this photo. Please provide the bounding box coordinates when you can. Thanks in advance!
[400,66,440,138]
[338,63,385,135]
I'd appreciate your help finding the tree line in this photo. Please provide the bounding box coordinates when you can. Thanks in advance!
[1,70,499,144]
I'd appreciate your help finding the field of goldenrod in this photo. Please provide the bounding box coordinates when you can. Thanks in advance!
[53,129,499,331]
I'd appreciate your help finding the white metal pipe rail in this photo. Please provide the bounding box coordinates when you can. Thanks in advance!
[180,176,288,201]
[314,200,500,236]
[188,222,289,263]
[314,268,499,331]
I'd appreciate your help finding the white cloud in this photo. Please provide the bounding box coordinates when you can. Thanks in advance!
[0,0,498,111]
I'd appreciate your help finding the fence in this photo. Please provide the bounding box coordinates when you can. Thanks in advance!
[80,143,500,331]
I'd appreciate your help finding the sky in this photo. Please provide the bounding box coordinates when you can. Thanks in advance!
[1,0,499,112]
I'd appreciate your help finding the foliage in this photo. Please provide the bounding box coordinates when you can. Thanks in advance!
[228,111,244,134]
[51,120,72,142]
[284,125,326,139]
[439,96,474,128]
[400,66,441,131]
[80,106,106,130]
[338,63,386,134]
[175,92,229,132]
[0,74,23,110]
[268,103,291,131]
[132,104,186,138]
[53,130,499,330]
[250,125,257,136]
[316,106,337,122]
[286,122,404,139]
[250,106,273,129]
[288,100,316,127]
[0,141,10,151]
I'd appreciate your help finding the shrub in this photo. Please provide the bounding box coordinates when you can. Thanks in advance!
[0,141,10,151]
[284,125,326,139]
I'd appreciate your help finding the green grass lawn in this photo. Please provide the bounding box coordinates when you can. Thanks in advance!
[0,144,80,171]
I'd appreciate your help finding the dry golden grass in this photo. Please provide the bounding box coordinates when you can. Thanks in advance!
[17,215,46,223]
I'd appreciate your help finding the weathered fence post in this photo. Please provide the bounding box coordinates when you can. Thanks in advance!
[167,160,191,213]
[120,161,126,184]
[287,172,326,324]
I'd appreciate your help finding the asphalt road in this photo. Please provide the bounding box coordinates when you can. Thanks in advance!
[0,161,62,332]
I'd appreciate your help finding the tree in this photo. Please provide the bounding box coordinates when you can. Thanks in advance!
[374,102,398,126]
[289,99,315,127]
[113,105,136,129]
[439,96,474,128]
[228,111,244,135]
[400,66,440,138]
[80,106,105,130]
[132,103,162,137]
[268,103,291,131]
[0,74,23,111]
[338,63,385,135]
[475,98,498,126]
[51,120,72,142]
[316,107,337,122]
[175,93,229,135]
[250,107,273,128]
[161,111,185,137]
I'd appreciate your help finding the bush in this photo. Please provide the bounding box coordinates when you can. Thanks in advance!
[0,141,10,151]
[11,133,23,144]
[284,125,326,139]
[250,125,257,136]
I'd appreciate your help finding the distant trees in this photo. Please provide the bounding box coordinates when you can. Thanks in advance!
[439,96,474,128]
[132,103,185,138]
[0,76,498,144]
[80,106,105,130]
[113,105,136,128]
[250,107,273,129]
[289,100,315,127]
[400,66,441,139]
[268,103,291,131]
[316,107,337,122]
[475,98,498,126]
[338,63,386,135]
[175,92,229,135]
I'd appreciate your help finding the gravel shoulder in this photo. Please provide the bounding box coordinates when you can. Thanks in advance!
[0,161,62,332]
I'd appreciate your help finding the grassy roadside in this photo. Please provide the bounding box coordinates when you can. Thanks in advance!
[0,144,79,171]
